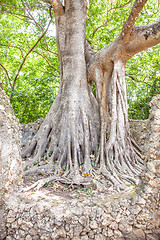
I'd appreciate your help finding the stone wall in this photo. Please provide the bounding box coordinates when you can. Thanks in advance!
[129,119,149,152]
[0,89,22,239]
[1,93,160,240]
[21,119,149,152]
[5,182,160,240]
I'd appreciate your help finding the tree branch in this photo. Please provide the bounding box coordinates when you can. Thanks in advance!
[121,0,148,41]
[30,0,39,9]
[0,3,25,10]
[2,9,33,21]
[0,63,12,88]
[49,0,64,17]
[33,51,58,70]
[39,65,59,78]
[41,46,58,56]
[126,73,153,88]
[24,0,50,51]
[0,44,24,58]
[92,0,133,39]
[11,8,53,98]
[125,20,160,57]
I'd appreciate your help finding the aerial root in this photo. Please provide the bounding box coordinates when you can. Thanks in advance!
[96,136,144,189]
[131,137,143,153]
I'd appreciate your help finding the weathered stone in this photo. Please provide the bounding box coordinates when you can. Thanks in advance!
[80,236,88,240]
[101,214,113,227]
[88,230,95,238]
[136,213,151,223]
[127,215,135,225]
[147,162,157,174]
[29,228,37,236]
[134,224,146,230]
[80,231,86,236]
[94,234,106,240]
[102,229,108,237]
[104,205,112,214]
[19,229,26,237]
[145,234,160,240]
[89,220,98,229]
[124,232,137,240]
[79,216,87,226]
[93,227,102,234]
[7,217,16,223]
[110,221,118,230]
[56,227,66,238]
[129,205,142,215]
[6,236,12,240]
[20,224,29,231]
[0,89,22,240]
[64,210,73,220]
[96,208,104,218]
[25,235,32,240]
[65,223,70,232]
[119,223,132,234]
[7,210,16,218]
[11,221,18,229]
[36,203,44,214]
[149,179,160,188]
[32,235,39,240]
[115,213,122,223]
[137,197,146,205]
[114,229,123,238]
[133,229,145,239]
[73,224,83,237]
[108,228,114,237]
[40,233,52,240]
[154,228,160,236]
[90,209,97,220]
[15,234,24,240]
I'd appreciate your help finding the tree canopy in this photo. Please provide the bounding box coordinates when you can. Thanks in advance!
[0,0,159,123]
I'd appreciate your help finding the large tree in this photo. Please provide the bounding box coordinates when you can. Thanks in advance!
[20,0,160,190]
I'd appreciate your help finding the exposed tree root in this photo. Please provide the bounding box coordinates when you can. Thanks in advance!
[22,61,145,192]
[23,175,72,191]
[23,170,108,192]
[23,164,54,176]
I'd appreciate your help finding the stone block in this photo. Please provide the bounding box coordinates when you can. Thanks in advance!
[133,229,145,239]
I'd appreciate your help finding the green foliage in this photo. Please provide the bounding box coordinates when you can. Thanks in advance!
[87,0,134,49]
[126,46,160,119]
[0,0,60,123]
[87,0,160,119]
[0,0,160,122]
[9,76,59,123]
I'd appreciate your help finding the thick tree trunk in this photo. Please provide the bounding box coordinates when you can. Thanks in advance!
[23,0,100,184]
[23,0,156,190]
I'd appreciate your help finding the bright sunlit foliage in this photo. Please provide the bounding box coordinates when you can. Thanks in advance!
[0,0,160,122]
